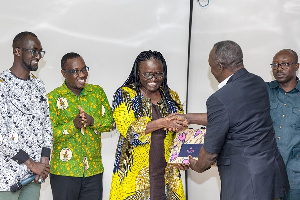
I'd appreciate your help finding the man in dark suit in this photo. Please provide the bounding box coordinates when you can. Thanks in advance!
[178,41,290,200]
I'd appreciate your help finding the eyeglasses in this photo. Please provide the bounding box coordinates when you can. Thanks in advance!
[62,66,89,77]
[20,48,46,58]
[270,63,296,70]
[140,72,164,80]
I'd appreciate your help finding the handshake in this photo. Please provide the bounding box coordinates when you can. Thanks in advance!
[163,113,189,132]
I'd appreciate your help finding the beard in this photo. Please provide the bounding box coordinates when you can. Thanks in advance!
[22,57,38,71]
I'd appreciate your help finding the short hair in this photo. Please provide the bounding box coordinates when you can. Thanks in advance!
[12,31,37,48]
[279,49,298,63]
[213,40,243,69]
[61,52,81,69]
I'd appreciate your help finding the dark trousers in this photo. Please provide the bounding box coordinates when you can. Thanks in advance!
[50,173,103,200]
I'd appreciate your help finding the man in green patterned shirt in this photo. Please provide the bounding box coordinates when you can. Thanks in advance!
[47,52,113,200]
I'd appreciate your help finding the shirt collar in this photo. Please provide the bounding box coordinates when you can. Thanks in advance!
[218,74,233,89]
[61,81,92,96]
[268,80,280,89]
[269,77,300,91]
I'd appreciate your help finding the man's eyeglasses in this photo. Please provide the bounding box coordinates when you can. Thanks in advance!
[63,66,89,77]
[270,63,296,70]
[140,72,164,80]
[20,48,46,58]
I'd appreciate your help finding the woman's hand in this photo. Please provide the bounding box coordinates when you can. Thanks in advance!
[163,113,188,132]
[145,114,187,134]
[165,113,188,122]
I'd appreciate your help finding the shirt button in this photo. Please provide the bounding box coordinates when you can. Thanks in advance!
[285,93,287,95]
[282,115,285,117]
[280,126,282,129]
[284,104,287,106]
[278,137,281,140]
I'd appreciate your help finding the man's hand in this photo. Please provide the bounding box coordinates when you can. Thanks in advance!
[163,113,188,132]
[34,157,50,183]
[170,163,190,171]
[188,155,207,173]
[189,147,218,173]
[83,112,94,127]
[166,113,188,123]
[24,158,50,183]
[74,105,94,129]
[78,105,94,128]
[164,118,187,132]
[73,113,84,129]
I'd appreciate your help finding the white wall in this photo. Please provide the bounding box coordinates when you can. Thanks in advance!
[1,0,300,200]
[187,0,300,200]
[0,1,189,200]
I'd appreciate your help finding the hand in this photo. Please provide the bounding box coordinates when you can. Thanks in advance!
[189,155,211,173]
[24,158,50,182]
[165,113,188,132]
[34,157,50,183]
[163,114,188,132]
[189,155,198,172]
[166,113,188,124]
[168,119,187,132]
[170,163,190,171]
[83,112,94,127]
[78,105,94,128]
[73,113,84,129]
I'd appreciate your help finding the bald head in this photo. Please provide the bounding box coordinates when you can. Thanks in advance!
[272,49,299,91]
[274,49,298,63]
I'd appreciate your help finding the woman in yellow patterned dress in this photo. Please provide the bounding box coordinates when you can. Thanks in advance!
[109,50,187,200]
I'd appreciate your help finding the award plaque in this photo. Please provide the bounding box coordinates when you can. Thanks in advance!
[168,128,206,164]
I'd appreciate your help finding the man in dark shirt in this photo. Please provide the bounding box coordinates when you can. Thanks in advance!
[266,49,300,200]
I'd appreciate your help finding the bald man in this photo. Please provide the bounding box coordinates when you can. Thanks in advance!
[266,49,300,200]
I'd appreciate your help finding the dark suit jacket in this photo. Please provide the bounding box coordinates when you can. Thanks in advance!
[204,68,289,200]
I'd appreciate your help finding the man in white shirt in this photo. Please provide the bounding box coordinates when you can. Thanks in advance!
[0,31,53,200]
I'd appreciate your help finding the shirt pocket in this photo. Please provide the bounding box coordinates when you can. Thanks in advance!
[217,157,231,166]
[292,107,300,129]
[287,147,300,171]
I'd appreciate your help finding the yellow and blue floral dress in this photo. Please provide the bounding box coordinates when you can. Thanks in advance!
[47,82,113,177]
[109,85,185,200]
